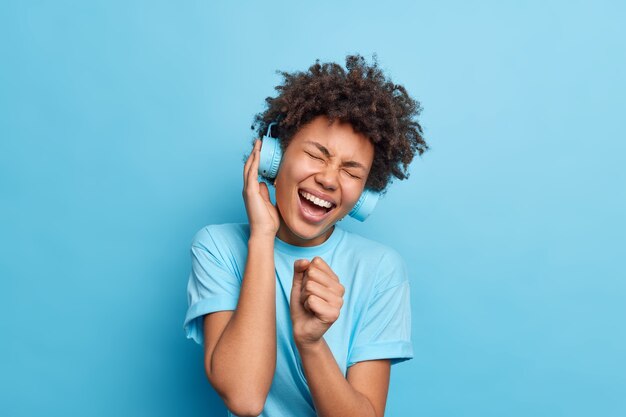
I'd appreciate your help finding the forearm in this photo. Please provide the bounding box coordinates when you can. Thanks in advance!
[210,235,276,404]
[297,339,377,417]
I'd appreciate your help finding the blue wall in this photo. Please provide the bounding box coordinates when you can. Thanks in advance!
[1,1,624,416]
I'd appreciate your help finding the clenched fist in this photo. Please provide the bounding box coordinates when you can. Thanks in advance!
[290,257,345,348]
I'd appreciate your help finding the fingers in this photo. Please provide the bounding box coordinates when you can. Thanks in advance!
[300,279,343,307]
[304,268,344,298]
[293,259,311,277]
[294,258,343,325]
[243,139,260,189]
[303,295,341,324]
[308,257,339,282]
[304,258,344,296]
[245,140,261,191]
[300,258,344,314]
[243,141,255,186]
[248,139,261,184]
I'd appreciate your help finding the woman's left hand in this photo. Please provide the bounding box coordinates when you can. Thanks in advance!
[290,257,345,349]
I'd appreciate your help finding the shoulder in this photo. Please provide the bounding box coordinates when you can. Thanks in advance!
[338,227,404,264]
[191,223,250,253]
[192,223,249,245]
[336,228,407,288]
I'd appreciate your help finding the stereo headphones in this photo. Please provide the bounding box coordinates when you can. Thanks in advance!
[258,122,379,222]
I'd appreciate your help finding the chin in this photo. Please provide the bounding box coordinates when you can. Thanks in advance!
[278,204,341,246]
[297,221,334,239]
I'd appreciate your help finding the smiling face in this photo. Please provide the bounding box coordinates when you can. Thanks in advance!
[273,115,375,246]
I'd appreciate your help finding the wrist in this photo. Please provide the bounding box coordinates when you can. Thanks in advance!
[248,231,276,244]
[295,337,325,355]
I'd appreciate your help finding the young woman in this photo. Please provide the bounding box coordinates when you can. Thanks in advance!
[184,55,428,417]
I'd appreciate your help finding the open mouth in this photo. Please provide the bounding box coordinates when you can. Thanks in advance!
[298,189,336,218]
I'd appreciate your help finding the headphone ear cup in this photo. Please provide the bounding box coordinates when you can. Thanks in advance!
[258,136,283,180]
[349,189,380,222]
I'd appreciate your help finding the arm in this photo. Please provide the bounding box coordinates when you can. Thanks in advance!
[290,257,391,417]
[204,236,276,416]
[204,140,280,416]
[297,340,391,417]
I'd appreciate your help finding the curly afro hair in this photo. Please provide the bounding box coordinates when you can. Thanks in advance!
[251,54,428,193]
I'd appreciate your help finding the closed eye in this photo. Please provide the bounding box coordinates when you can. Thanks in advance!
[305,151,324,161]
[343,170,361,179]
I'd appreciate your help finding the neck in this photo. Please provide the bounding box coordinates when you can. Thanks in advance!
[276,218,335,247]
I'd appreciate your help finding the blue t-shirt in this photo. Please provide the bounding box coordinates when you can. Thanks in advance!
[184,223,413,417]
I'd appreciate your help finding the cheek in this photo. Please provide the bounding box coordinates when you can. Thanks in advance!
[339,177,365,203]
[278,160,317,185]
[344,189,363,208]
[273,165,301,206]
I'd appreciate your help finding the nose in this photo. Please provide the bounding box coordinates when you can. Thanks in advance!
[314,166,338,191]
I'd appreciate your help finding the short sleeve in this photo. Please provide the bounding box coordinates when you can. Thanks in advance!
[347,252,413,367]
[183,226,242,346]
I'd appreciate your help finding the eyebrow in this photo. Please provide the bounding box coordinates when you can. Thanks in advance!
[304,141,367,171]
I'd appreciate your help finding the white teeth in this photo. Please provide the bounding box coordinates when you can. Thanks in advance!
[300,191,333,208]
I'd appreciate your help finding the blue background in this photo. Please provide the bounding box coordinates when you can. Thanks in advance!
[1,1,625,416]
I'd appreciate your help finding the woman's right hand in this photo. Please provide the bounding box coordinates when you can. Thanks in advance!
[243,139,280,238]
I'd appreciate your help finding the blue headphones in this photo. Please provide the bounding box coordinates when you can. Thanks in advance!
[258,122,379,222]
